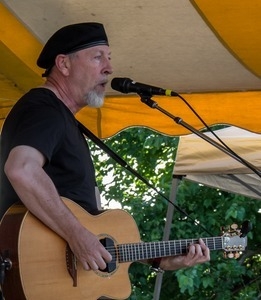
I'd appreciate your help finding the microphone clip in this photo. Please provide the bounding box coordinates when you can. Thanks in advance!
[139,93,158,109]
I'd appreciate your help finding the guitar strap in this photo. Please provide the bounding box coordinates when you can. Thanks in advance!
[77,121,214,236]
[77,120,157,193]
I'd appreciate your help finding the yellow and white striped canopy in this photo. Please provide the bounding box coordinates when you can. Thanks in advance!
[1,0,261,137]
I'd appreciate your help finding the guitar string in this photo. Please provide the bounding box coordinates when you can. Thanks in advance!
[98,237,226,261]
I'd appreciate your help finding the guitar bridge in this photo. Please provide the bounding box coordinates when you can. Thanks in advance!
[65,244,77,287]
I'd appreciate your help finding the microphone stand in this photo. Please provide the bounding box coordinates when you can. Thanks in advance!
[138,93,260,300]
[139,94,261,177]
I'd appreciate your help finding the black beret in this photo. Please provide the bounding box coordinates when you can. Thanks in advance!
[37,22,109,70]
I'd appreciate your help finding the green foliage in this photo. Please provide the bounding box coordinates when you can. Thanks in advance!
[89,127,261,299]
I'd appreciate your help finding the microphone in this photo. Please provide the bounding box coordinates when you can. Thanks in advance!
[111,77,178,96]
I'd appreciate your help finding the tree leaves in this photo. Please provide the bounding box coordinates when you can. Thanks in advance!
[89,127,261,299]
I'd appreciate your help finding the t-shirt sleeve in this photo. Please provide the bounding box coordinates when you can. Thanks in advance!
[11,106,65,163]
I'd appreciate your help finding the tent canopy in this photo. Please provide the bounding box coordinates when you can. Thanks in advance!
[0,0,261,136]
[1,3,260,298]
[173,126,261,199]
[76,92,261,138]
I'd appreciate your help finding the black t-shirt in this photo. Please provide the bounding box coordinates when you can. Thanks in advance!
[0,88,98,218]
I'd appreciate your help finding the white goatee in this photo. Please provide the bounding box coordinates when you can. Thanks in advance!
[85,91,104,108]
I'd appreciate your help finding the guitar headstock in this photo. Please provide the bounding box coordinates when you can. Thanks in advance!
[221,222,251,259]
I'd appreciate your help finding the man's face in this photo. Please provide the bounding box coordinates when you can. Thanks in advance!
[67,45,113,107]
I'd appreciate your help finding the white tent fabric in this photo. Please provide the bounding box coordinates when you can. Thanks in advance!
[154,126,261,298]
[173,126,261,199]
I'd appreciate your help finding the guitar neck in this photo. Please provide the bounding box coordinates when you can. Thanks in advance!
[117,237,223,263]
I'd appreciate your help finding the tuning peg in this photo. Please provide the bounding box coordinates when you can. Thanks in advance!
[227,252,235,259]
[223,251,242,259]
[223,252,232,259]
[230,224,238,231]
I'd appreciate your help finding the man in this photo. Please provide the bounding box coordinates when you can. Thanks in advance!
[0,22,209,292]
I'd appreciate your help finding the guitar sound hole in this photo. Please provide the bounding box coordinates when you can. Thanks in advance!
[99,237,117,273]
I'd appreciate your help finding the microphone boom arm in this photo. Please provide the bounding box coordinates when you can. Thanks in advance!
[139,93,261,177]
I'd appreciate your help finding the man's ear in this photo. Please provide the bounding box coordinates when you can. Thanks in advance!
[55,54,70,76]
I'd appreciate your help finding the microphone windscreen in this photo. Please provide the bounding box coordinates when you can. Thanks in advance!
[111,78,131,93]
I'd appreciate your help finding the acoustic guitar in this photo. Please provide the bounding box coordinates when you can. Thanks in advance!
[0,198,248,300]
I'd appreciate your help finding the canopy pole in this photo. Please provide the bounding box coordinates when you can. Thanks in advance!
[153,175,182,300]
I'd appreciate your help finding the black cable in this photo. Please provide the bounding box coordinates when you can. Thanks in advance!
[78,121,213,236]
[176,93,261,178]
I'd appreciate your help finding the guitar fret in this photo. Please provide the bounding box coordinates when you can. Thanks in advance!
[155,242,159,257]
[168,241,171,255]
[141,243,144,260]
[126,244,129,261]
[145,242,148,259]
[162,240,166,256]
[131,243,134,261]
[136,243,140,260]
[123,244,127,262]
[176,240,181,255]
[153,242,158,256]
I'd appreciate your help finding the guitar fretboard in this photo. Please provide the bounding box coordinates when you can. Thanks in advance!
[117,237,223,263]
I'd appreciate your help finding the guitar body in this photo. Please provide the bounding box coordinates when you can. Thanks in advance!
[0,198,141,300]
